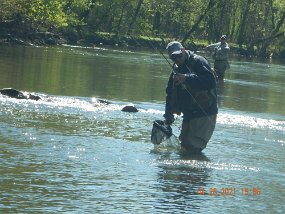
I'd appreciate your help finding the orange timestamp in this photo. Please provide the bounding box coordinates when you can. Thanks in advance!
[197,187,261,197]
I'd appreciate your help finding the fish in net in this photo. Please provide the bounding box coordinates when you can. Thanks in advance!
[151,120,173,145]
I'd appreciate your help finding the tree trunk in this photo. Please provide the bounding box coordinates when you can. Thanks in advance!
[251,12,285,56]
[237,0,252,48]
[152,11,161,35]
[127,0,144,35]
[181,0,215,44]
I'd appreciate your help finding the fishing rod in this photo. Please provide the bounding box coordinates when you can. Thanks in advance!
[142,32,173,68]
[142,32,216,125]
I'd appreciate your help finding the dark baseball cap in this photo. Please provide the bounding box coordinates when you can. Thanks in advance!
[166,41,183,55]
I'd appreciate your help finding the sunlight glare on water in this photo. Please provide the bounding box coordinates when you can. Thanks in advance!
[0,45,284,213]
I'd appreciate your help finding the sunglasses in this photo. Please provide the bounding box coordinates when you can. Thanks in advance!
[170,53,183,61]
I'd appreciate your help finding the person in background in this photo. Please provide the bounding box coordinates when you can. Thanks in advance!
[206,35,230,80]
[164,41,218,153]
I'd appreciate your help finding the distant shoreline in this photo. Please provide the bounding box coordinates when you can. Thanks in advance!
[0,32,283,60]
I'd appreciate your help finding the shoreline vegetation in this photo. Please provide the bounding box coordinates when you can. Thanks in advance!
[1,1,284,59]
[0,31,282,59]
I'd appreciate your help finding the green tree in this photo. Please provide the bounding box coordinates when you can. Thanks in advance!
[0,0,22,21]
[23,0,67,31]
[1,0,285,57]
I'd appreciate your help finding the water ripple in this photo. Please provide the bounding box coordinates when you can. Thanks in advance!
[158,159,259,172]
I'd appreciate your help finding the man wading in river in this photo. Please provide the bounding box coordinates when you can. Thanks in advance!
[164,41,218,153]
[206,35,230,80]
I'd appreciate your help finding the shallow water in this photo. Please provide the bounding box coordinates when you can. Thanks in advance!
[0,45,284,213]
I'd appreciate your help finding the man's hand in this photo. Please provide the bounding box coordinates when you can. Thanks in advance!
[174,73,186,85]
[165,117,175,125]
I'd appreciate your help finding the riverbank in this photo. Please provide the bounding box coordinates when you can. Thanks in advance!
[0,31,283,59]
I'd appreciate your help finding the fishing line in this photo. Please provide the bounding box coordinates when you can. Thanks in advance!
[133,31,216,126]
[144,33,215,124]
[140,31,173,67]
[182,63,217,124]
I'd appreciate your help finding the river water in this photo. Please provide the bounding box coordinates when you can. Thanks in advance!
[0,45,284,213]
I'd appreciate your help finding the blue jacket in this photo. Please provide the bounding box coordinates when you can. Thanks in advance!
[164,51,218,121]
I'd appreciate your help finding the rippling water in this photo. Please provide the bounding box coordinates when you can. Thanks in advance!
[0,45,284,213]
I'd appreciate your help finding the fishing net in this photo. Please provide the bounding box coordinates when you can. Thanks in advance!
[151,120,173,145]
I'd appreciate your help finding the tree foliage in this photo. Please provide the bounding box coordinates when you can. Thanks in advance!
[0,0,284,56]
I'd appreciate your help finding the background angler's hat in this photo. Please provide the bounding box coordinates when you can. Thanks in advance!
[166,41,183,55]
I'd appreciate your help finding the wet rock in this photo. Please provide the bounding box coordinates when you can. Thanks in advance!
[121,105,138,113]
[93,97,139,112]
[26,93,41,101]
[0,88,25,99]
[0,88,41,101]
[97,99,112,105]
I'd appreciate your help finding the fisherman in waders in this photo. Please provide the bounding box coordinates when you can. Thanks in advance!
[206,35,230,80]
[164,41,218,153]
